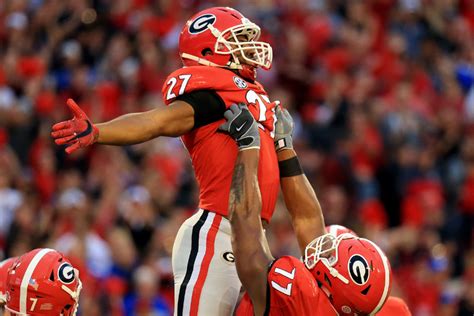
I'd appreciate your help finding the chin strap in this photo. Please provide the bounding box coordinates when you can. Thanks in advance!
[329,266,350,285]
[180,53,243,70]
[61,274,82,316]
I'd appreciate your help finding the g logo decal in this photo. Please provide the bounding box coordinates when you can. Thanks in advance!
[222,252,235,263]
[58,263,75,284]
[189,14,216,34]
[348,254,370,285]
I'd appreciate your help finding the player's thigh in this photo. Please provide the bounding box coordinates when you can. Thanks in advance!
[172,215,194,285]
[172,210,241,316]
[196,229,241,315]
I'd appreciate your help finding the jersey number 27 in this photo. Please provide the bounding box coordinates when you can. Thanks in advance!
[246,90,276,137]
[165,74,192,101]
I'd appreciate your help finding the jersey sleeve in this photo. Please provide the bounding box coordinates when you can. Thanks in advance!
[161,66,247,129]
[266,256,320,313]
[161,66,240,105]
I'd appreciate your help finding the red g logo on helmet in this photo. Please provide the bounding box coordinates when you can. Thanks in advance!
[348,254,370,285]
[189,14,216,34]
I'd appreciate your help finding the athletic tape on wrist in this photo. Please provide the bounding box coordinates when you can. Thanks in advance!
[275,138,287,152]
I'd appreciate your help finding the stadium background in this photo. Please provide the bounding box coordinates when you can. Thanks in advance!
[0,0,473,315]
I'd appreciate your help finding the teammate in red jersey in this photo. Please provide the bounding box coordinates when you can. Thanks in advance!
[378,296,412,316]
[325,224,412,316]
[51,7,281,315]
[220,104,392,315]
[0,248,82,315]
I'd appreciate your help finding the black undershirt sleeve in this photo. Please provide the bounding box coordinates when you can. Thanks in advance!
[175,90,226,129]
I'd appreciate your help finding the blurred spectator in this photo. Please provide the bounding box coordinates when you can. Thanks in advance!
[55,188,112,279]
[118,185,156,256]
[123,265,171,316]
[0,168,22,242]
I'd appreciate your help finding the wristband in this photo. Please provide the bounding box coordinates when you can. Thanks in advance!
[278,156,303,178]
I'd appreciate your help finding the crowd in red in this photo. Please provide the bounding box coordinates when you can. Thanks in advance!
[1,0,474,315]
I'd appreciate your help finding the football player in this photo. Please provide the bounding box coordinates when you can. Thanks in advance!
[1,248,82,315]
[325,225,412,316]
[220,104,392,315]
[51,7,280,315]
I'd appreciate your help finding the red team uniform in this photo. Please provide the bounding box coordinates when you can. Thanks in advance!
[378,296,412,316]
[236,256,336,315]
[163,66,280,315]
[162,66,279,220]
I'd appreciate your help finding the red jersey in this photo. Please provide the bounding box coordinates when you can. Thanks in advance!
[377,296,411,316]
[236,256,337,316]
[162,66,279,221]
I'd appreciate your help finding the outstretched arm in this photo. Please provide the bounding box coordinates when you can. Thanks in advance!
[51,99,194,153]
[96,100,194,144]
[274,107,326,254]
[220,104,273,315]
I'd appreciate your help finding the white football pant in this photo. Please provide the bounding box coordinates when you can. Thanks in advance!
[172,209,241,316]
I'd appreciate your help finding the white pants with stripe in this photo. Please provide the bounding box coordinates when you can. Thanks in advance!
[172,209,241,316]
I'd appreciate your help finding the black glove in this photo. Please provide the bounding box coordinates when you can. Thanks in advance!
[219,103,260,150]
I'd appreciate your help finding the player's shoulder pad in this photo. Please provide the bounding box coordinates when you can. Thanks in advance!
[162,66,248,104]
[381,297,411,315]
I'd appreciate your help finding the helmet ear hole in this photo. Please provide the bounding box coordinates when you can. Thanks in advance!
[361,285,371,295]
[324,273,332,287]
[201,48,213,56]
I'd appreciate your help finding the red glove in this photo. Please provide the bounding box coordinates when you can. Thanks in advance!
[51,99,99,154]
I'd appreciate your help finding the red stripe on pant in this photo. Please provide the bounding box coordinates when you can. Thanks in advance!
[189,215,223,315]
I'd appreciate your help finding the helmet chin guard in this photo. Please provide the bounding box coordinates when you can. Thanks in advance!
[210,22,272,70]
[305,233,353,284]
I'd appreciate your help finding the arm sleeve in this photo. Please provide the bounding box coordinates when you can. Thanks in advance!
[175,90,226,129]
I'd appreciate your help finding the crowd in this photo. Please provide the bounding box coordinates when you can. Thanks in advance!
[0,0,473,315]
